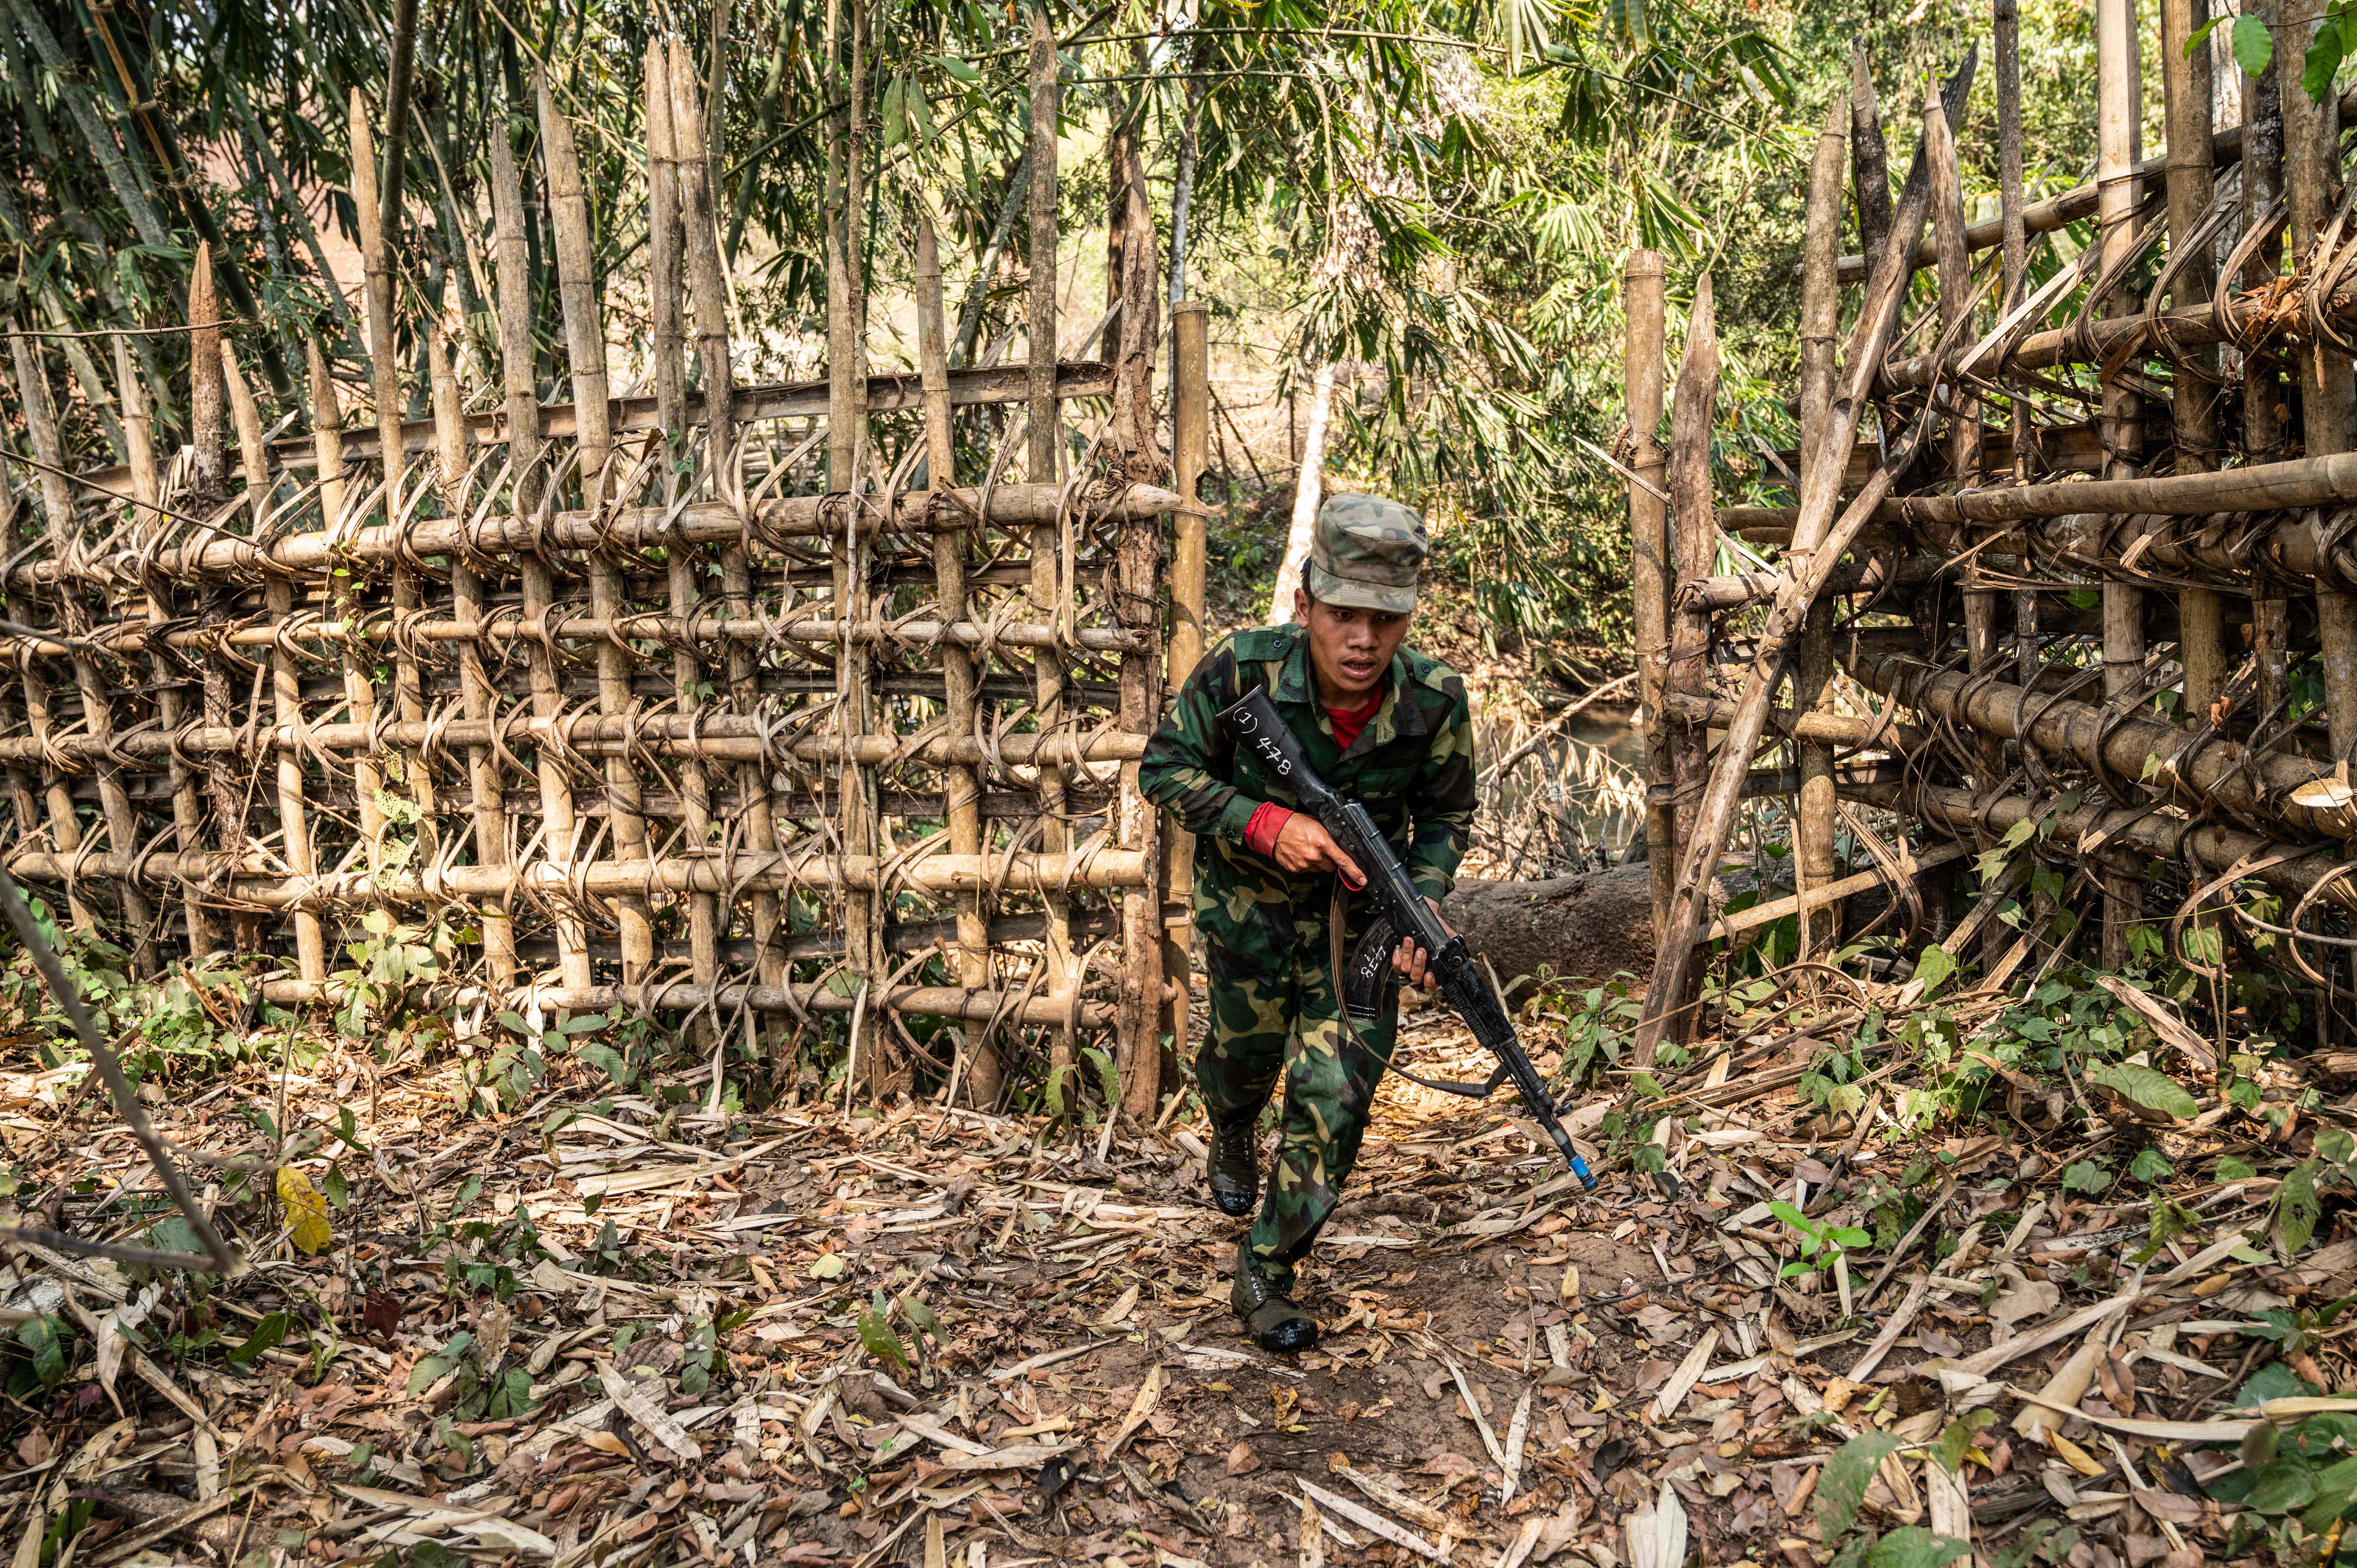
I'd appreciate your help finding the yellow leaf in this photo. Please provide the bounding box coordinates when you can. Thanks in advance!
[2049,1432,2106,1476]
[277,1166,334,1256]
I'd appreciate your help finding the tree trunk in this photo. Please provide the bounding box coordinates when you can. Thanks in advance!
[1268,361,1339,621]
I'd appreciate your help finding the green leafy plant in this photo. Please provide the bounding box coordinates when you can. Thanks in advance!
[334,908,449,1039]
[1769,1201,1870,1282]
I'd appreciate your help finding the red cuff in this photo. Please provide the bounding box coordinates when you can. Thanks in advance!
[1244,801,1294,857]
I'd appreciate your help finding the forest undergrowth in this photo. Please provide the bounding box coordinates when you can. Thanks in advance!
[1,862,2353,1568]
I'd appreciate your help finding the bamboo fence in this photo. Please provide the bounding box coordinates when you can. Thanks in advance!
[0,34,1210,1116]
[1627,7,2357,1056]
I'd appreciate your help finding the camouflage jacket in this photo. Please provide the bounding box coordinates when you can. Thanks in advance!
[1139,624,1476,971]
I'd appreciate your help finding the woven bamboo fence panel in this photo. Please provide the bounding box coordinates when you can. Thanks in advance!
[1624,21,2357,1051]
[0,38,1198,1112]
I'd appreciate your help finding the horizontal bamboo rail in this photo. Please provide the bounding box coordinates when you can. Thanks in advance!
[0,717,1150,768]
[1844,779,2355,906]
[12,483,1182,588]
[257,976,1122,1029]
[1842,647,2357,838]
[3,848,1154,902]
[71,364,1120,501]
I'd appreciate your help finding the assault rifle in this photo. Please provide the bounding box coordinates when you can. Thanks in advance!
[1219,684,1597,1189]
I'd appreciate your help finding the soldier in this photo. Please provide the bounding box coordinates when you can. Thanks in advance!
[1140,494,1474,1352]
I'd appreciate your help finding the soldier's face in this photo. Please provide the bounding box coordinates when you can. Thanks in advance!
[1295,590,1412,704]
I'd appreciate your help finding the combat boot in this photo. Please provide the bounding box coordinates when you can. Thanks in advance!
[1208,1114,1259,1217]
[1229,1238,1316,1353]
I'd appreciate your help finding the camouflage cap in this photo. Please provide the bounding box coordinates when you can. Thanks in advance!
[1306,493,1428,614]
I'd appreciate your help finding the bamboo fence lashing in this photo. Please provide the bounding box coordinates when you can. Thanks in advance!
[0,43,1207,1116]
[1630,9,2357,1037]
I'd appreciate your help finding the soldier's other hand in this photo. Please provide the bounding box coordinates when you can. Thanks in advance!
[1392,898,1451,985]
[1271,814,1365,888]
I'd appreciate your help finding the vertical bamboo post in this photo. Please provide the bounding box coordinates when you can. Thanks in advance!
[2244,0,2289,718]
[118,336,210,959]
[184,258,247,941]
[1930,87,1999,826]
[276,337,342,985]
[1656,273,1717,1050]
[674,40,783,1032]
[541,70,652,982]
[917,212,995,1102]
[65,647,150,971]
[2285,0,2357,768]
[2096,0,2143,971]
[219,346,282,952]
[1996,0,2031,483]
[2163,0,2226,722]
[491,110,590,991]
[1997,0,2039,694]
[352,88,435,824]
[824,2,880,1089]
[646,37,687,440]
[1624,251,1671,952]
[0,344,26,858]
[1164,298,1210,1074]
[9,643,87,927]
[1795,101,1846,966]
[312,343,386,863]
[646,44,716,1019]
[1108,127,1165,1117]
[4,329,84,929]
[430,327,516,985]
[1025,4,1076,1070]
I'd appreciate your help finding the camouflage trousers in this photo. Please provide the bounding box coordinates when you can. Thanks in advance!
[1196,932,1398,1293]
